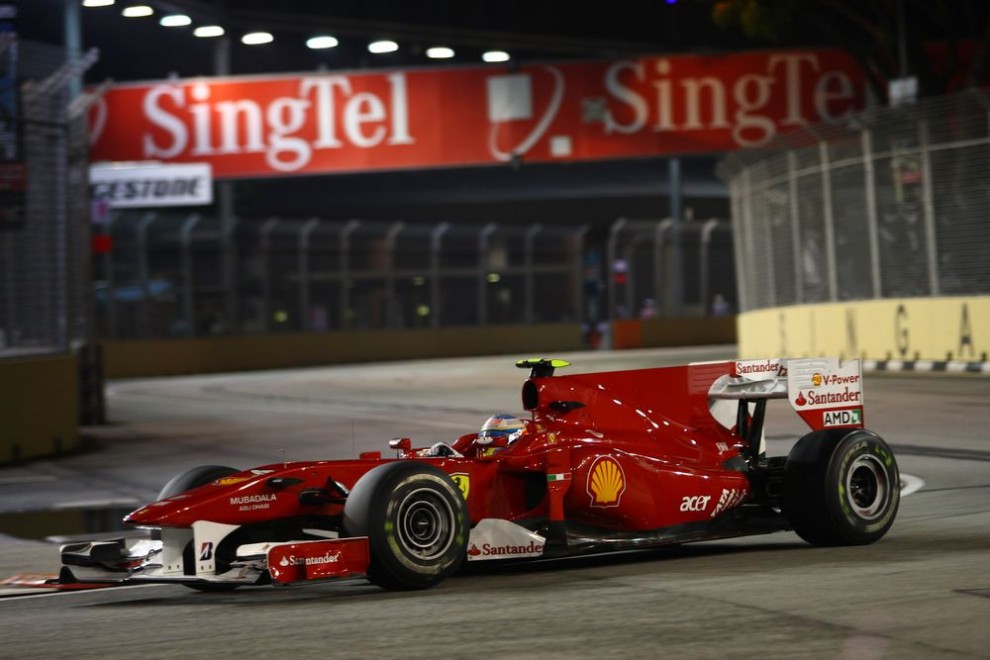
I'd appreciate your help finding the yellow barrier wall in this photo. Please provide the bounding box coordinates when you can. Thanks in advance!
[102,324,587,378]
[0,354,80,463]
[738,296,990,361]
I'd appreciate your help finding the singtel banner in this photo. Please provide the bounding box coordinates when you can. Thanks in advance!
[88,48,866,180]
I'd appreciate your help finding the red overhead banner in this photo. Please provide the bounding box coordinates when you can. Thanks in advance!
[89,49,866,180]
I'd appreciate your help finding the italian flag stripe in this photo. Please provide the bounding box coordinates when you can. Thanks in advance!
[547,473,571,481]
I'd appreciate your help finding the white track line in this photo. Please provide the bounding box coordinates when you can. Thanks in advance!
[900,473,925,497]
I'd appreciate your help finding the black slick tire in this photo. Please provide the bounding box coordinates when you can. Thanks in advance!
[342,461,469,591]
[782,429,899,546]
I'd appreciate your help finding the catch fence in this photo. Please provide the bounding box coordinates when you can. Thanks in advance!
[95,216,590,339]
[718,89,990,312]
[0,38,96,356]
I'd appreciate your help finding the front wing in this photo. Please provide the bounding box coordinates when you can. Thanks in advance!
[60,522,370,588]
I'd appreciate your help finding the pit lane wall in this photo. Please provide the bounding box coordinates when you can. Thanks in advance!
[100,323,588,378]
[99,317,737,378]
[738,296,989,364]
[0,355,80,464]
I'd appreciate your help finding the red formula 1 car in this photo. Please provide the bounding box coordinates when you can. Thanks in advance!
[59,356,899,591]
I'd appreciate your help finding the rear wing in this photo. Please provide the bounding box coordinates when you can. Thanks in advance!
[707,357,865,432]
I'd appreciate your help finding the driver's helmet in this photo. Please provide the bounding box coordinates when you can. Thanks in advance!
[476,414,527,456]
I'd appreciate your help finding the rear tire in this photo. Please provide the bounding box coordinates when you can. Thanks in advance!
[343,461,469,591]
[782,430,899,546]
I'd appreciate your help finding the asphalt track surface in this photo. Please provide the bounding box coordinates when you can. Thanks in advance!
[1,346,988,658]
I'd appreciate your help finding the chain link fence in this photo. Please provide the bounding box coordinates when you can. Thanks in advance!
[0,38,95,356]
[95,212,742,342]
[718,89,990,313]
[605,217,736,320]
[95,215,590,339]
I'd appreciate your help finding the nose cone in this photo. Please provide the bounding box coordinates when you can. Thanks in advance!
[124,472,256,527]
[124,496,198,527]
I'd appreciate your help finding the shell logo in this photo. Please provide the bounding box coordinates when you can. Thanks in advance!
[587,457,626,507]
[812,372,823,387]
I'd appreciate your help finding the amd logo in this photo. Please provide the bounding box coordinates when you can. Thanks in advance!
[823,409,861,427]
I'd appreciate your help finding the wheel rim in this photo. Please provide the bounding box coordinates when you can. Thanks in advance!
[845,454,888,520]
[396,487,455,561]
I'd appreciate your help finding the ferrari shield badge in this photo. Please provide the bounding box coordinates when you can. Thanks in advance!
[450,473,470,500]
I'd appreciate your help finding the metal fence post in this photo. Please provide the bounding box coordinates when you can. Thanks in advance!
[622,233,647,317]
[222,216,239,333]
[573,224,589,325]
[739,172,758,311]
[699,219,721,312]
[477,223,496,325]
[135,213,157,338]
[180,214,202,335]
[524,224,542,324]
[818,142,839,301]
[430,222,448,329]
[786,151,804,303]
[339,220,360,330]
[860,128,883,298]
[102,213,116,338]
[918,121,940,296]
[298,218,319,332]
[1,233,14,346]
[606,219,626,322]
[653,218,672,315]
[259,218,279,334]
[385,221,404,327]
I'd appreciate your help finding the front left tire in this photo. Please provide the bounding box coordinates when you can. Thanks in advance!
[342,461,469,591]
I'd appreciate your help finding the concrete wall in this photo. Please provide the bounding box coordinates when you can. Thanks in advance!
[102,324,587,378]
[99,319,739,379]
[611,316,736,350]
[737,296,989,362]
[0,354,80,464]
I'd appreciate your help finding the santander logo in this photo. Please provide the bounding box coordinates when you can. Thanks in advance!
[467,542,544,558]
[279,551,342,567]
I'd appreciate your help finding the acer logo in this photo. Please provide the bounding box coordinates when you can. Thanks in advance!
[680,495,711,512]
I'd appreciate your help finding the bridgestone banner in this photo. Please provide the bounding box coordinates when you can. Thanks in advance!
[89,162,213,208]
[88,48,866,180]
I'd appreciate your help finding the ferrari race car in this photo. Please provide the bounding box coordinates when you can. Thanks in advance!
[59,356,900,592]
